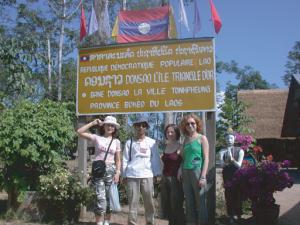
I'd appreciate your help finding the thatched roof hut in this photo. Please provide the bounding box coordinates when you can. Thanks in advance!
[237,75,300,166]
[237,89,289,139]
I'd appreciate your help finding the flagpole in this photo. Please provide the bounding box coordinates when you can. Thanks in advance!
[178,0,181,38]
[123,0,126,10]
[193,0,196,38]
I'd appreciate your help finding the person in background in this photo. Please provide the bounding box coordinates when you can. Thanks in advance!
[77,116,121,225]
[160,124,185,225]
[219,129,244,224]
[179,114,209,225]
[122,114,162,225]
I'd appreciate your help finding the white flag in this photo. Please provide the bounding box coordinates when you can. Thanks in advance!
[179,0,189,31]
[88,3,98,35]
[98,0,111,38]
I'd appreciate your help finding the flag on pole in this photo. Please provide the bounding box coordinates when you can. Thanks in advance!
[80,1,87,41]
[116,6,169,43]
[179,0,189,31]
[99,0,111,37]
[168,6,177,39]
[193,0,201,37]
[111,16,119,40]
[209,0,222,34]
[88,2,98,35]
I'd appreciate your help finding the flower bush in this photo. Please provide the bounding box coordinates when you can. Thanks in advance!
[235,133,254,151]
[225,159,293,208]
[235,133,264,163]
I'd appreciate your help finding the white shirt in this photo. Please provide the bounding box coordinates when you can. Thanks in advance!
[90,134,121,163]
[219,146,244,168]
[122,136,162,178]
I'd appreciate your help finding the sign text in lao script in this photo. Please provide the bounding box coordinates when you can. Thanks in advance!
[77,38,216,115]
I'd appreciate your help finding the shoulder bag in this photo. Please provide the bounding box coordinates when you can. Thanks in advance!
[92,138,114,179]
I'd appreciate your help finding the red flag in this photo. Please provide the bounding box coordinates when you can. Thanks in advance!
[209,0,222,34]
[80,3,87,41]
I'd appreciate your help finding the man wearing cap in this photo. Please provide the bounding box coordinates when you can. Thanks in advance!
[122,114,162,225]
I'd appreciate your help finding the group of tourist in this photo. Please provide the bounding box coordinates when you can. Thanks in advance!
[77,113,209,225]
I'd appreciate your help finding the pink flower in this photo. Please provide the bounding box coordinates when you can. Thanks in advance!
[227,160,294,207]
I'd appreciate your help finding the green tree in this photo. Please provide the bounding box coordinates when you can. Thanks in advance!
[0,100,76,208]
[283,41,300,86]
[0,35,34,106]
[216,83,253,150]
[217,60,277,90]
[216,60,276,150]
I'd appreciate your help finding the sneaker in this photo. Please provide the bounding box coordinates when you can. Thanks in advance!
[97,222,103,225]
[103,221,110,225]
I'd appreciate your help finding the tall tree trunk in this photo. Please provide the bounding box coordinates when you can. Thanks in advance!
[164,112,173,126]
[7,187,18,210]
[47,37,52,96]
[57,0,66,101]
[92,0,109,45]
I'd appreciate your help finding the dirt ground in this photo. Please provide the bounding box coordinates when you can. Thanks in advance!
[0,168,299,225]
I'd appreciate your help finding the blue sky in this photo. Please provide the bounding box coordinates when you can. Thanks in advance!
[170,0,300,90]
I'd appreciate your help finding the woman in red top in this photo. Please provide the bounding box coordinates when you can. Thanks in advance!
[160,124,186,225]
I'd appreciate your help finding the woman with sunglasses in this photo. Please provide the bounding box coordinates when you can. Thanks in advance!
[122,114,162,225]
[160,124,185,225]
[179,114,209,225]
[77,116,121,225]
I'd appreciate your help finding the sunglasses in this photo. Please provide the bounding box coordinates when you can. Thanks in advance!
[104,123,116,128]
[186,122,196,126]
[134,123,148,128]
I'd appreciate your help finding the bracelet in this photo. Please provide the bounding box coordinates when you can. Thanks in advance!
[116,170,121,174]
[200,177,206,181]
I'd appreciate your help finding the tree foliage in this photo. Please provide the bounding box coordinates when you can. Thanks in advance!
[216,83,254,151]
[0,35,34,106]
[215,60,275,150]
[283,41,300,86]
[0,100,76,207]
[217,60,277,90]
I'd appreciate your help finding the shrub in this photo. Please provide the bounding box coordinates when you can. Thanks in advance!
[38,166,94,223]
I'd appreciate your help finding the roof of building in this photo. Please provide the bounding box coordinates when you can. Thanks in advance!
[237,89,289,139]
[293,74,300,84]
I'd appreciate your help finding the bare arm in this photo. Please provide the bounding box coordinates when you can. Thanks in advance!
[114,146,121,183]
[198,135,209,187]
[200,135,209,178]
[177,144,184,180]
[77,119,102,141]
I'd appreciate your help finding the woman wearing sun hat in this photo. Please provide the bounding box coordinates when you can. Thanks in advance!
[77,116,121,225]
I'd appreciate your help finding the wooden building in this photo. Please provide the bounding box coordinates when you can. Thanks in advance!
[237,75,300,167]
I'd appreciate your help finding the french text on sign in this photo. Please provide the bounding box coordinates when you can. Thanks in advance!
[165,99,183,107]
[124,101,145,108]
[150,100,159,108]
[199,57,211,65]
[147,88,166,95]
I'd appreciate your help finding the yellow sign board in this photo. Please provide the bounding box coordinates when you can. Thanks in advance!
[77,38,216,115]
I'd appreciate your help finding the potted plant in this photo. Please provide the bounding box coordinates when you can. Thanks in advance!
[225,158,294,225]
